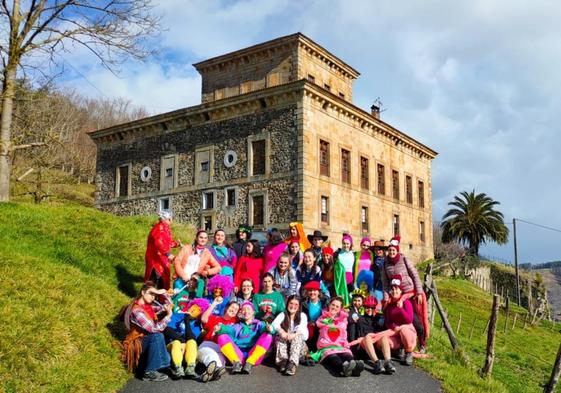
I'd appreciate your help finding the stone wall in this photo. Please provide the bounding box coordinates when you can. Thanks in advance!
[96,106,299,233]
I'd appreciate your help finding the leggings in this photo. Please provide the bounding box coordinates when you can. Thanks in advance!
[322,353,354,374]
[217,333,273,366]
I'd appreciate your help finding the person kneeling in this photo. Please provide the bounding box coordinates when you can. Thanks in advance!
[215,301,275,374]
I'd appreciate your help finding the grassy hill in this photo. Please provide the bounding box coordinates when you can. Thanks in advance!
[0,202,193,393]
[418,276,561,392]
[1,200,560,392]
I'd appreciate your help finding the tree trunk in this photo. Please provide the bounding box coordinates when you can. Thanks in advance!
[0,63,18,202]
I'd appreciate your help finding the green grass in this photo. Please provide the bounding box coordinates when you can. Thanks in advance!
[0,202,193,393]
[417,277,561,393]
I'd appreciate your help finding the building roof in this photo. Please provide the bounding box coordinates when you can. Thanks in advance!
[193,32,360,80]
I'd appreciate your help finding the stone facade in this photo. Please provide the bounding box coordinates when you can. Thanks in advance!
[89,33,437,262]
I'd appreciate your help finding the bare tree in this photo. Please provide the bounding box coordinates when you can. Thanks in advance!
[0,0,160,201]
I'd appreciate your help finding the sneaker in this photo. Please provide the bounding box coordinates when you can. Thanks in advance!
[170,364,184,379]
[342,360,356,377]
[184,363,196,377]
[200,361,217,383]
[384,360,396,374]
[419,346,427,354]
[142,370,168,382]
[242,362,253,374]
[231,361,243,374]
[404,352,413,366]
[372,359,385,375]
[397,348,405,362]
[212,366,226,381]
[285,361,297,376]
[300,357,315,367]
[277,360,288,373]
[352,360,364,376]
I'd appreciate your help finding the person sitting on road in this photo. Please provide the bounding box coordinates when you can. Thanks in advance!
[215,301,275,374]
[271,295,309,376]
[310,297,364,377]
[121,281,173,382]
[269,253,298,298]
[197,299,240,382]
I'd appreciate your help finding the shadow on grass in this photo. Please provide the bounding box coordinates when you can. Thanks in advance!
[115,264,143,298]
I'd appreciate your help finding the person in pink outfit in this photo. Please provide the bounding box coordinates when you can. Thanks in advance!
[262,228,287,273]
[384,275,417,366]
[310,297,364,377]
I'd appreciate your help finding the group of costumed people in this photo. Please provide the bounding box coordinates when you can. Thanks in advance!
[121,211,429,382]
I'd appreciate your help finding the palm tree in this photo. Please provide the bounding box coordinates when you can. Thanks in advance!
[441,190,509,255]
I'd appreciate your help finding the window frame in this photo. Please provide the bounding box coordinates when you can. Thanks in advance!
[418,180,425,208]
[361,205,369,233]
[405,174,413,204]
[341,148,351,184]
[115,163,132,198]
[248,190,268,228]
[391,169,400,200]
[319,139,330,177]
[202,190,216,210]
[320,195,330,225]
[360,156,369,190]
[377,163,386,196]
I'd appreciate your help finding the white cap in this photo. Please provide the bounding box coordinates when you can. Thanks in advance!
[158,210,172,220]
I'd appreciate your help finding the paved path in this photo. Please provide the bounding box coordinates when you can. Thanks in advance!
[121,361,441,393]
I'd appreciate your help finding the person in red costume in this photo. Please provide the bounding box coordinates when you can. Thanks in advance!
[144,211,180,290]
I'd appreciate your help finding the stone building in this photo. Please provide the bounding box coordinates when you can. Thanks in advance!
[89,33,437,262]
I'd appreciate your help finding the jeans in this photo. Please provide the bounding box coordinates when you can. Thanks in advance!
[141,333,171,372]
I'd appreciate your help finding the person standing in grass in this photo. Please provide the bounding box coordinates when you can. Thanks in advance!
[122,281,173,382]
[144,211,180,290]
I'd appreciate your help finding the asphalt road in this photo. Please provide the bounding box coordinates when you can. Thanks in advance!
[121,361,442,393]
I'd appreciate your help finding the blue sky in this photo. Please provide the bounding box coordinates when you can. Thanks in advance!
[59,0,561,264]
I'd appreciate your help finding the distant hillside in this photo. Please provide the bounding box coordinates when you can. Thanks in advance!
[0,202,193,393]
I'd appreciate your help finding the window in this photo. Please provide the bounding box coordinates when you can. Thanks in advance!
[393,214,400,236]
[226,188,236,207]
[307,74,316,83]
[195,147,213,184]
[202,192,214,210]
[341,149,351,184]
[420,221,426,243]
[392,170,399,200]
[339,92,345,99]
[159,197,170,212]
[202,215,213,231]
[324,83,331,91]
[361,206,369,233]
[116,165,130,197]
[406,175,413,204]
[160,155,177,191]
[320,140,330,176]
[360,156,369,190]
[251,140,266,176]
[377,164,385,195]
[418,180,425,208]
[321,196,329,224]
[251,194,265,226]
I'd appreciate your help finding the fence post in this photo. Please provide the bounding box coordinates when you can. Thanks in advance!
[457,313,463,334]
[544,342,561,393]
[523,313,529,329]
[503,296,510,334]
[512,314,518,330]
[481,294,500,378]
[429,280,459,351]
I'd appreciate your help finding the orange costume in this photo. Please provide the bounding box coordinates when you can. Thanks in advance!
[174,244,221,281]
[285,222,312,251]
[144,220,179,290]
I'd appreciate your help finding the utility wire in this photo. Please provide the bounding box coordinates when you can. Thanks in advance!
[516,219,561,234]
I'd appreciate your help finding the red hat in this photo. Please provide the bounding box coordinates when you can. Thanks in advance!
[364,296,378,308]
[388,235,401,253]
[322,246,334,256]
[390,274,403,289]
[304,281,321,291]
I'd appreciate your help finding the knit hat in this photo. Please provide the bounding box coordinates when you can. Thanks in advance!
[390,274,403,289]
[304,280,321,291]
[360,237,371,246]
[322,246,334,256]
[342,233,353,247]
[158,210,172,220]
[241,301,255,312]
[388,235,401,253]
[364,296,378,308]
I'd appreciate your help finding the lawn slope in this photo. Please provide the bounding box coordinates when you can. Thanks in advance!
[0,202,192,393]
[418,277,561,393]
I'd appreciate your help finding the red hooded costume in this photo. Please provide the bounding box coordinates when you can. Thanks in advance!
[144,221,178,289]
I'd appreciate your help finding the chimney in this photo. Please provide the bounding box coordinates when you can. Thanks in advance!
[371,104,380,119]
